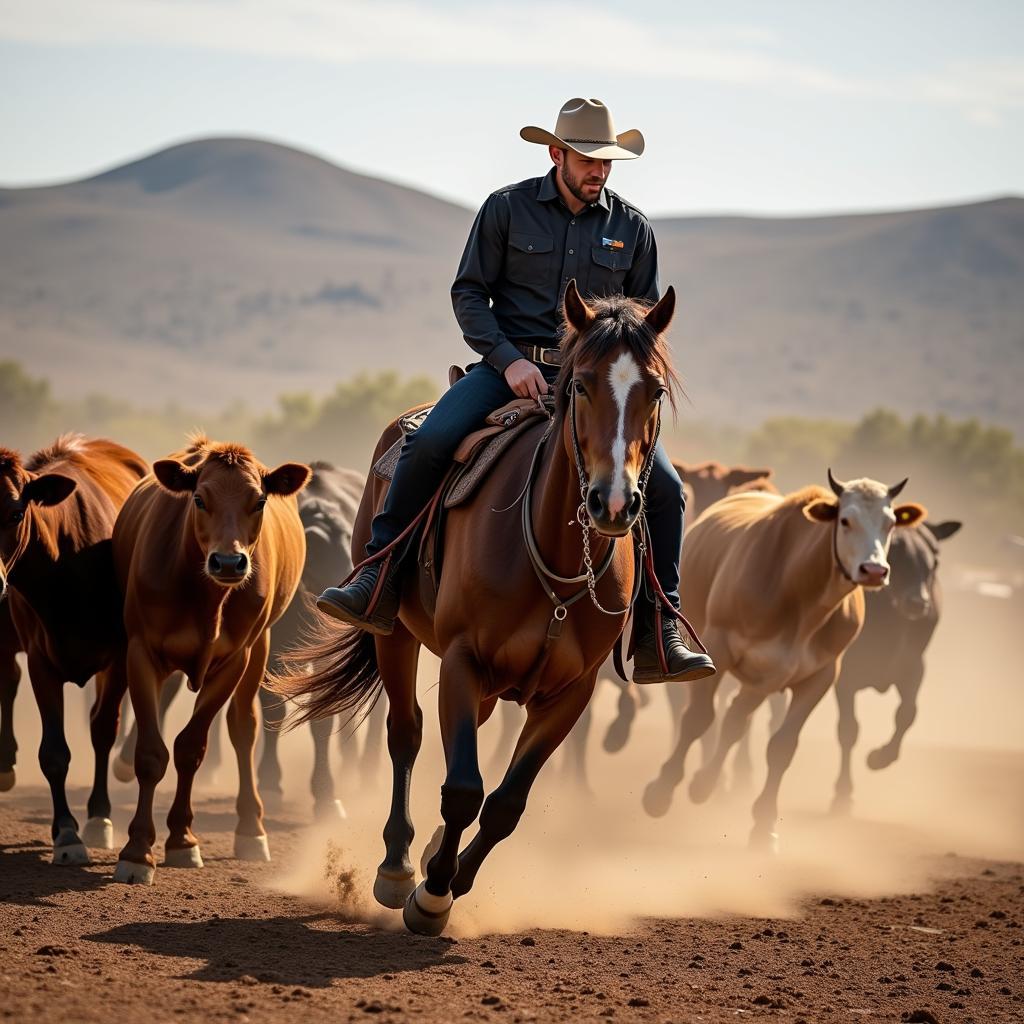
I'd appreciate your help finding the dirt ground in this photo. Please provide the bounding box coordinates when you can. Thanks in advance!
[2,785,1022,1024]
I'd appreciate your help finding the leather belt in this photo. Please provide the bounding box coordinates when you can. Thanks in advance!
[514,343,563,367]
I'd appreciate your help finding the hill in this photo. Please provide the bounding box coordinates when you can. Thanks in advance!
[1,138,1021,431]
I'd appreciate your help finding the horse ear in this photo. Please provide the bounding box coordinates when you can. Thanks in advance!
[264,463,312,497]
[22,473,77,507]
[803,499,838,523]
[644,286,676,335]
[563,279,594,333]
[153,459,199,494]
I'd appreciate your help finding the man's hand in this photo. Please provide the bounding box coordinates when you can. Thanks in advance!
[504,358,549,400]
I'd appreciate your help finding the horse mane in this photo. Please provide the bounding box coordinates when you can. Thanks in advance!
[555,294,681,416]
[25,433,88,472]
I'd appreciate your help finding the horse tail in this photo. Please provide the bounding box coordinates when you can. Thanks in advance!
[266,596,382,730]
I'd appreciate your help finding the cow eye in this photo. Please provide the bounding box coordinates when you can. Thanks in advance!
[840,517,850,528]
[9,509,24,525]
[193,495,206,511]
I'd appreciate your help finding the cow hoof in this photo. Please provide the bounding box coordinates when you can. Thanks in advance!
[164,845,204,869]
[403,882,452,936]
[260,788,284,812]
[0,768,14,792]
[52,829,90,866]
[234,833,271,862]
[830,794,853,817]
[314,798,347,823]
[749,830,780,855]
[374,869,416,910]
[642,781,673,818]
[688,770,716,804]
[419,825,444,879]
[112,756,136,783]
[602,716,633,754]
[82,817,115,849]
[114,860,155,885]
[866,748,896,771]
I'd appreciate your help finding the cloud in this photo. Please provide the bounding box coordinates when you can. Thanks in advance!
[1,0,1021,118]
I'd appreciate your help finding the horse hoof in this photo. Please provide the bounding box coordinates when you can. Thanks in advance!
[374,869,416,910]
[403,882,452,936]
[749,830,780,855]
[234,833,271,862]
[164,845,204,868]
[419,825,444,879]
[114,860,155,885]
[52,829,90,866]
[314,798,347,823]
[688,771,716,805]
[112,757,135,783]
[642,781,673,818]
[82,817,114,849]
[0,768,14,792]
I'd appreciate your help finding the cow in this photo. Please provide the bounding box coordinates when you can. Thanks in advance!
[832,519,962,813]
[0,436,148,862]
[643,471,926,847]
[112,434,309,885]
[675,460,777,516]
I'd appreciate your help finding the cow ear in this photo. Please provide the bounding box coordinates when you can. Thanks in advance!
[153,459,199,494]
[927,519,962,541]
[803,499,838,523]
[727,466,773,486]
[264,463,312,497]
[22,473,77,507]
[563,279,594,334]
[644,286,676,335]
[894,503,927,527]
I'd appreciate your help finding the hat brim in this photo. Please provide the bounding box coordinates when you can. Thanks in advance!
[520,125,644,160]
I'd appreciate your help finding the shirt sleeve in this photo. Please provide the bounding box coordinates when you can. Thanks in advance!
[451,193,523,374]
[623,218,660,304]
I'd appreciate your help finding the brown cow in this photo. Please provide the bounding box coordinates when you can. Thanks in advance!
[0,436,148,862]
[673,460,777,520]
[643,471,926,847]
[112,434,309,885]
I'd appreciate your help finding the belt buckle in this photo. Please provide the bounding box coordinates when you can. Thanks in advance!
[539,348,559,367]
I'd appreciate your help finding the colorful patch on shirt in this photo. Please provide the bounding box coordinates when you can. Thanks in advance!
[602,237,625,251]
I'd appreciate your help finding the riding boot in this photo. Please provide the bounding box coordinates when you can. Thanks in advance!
[317,559,401,636]
[632,602,716,684]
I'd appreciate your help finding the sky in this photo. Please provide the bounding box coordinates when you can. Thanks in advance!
[1,0,1022,216]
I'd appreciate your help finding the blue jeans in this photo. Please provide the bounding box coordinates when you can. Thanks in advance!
[367,362,685,614]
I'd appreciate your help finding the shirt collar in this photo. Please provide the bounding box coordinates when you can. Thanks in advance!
[537,168,610,212]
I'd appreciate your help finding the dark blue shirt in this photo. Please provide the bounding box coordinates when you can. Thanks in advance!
[451,167,660,373]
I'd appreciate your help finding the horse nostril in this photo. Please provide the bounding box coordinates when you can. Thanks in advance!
[587,488,605,520]
[628,491,642,518]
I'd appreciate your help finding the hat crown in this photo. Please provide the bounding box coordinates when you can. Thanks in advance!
[553,98,617,146]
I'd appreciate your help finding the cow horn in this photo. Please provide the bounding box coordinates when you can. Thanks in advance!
[888,477,909,499]
[827,468,846,497]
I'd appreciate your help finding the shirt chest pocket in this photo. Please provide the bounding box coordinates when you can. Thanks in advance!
[507,232,554,286]
[588,245,634,296]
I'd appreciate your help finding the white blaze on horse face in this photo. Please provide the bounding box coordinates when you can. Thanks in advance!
[606,352,642,517]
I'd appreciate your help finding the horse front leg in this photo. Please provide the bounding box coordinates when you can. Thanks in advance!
[0,646,21,791]
[373,624,422,910]
[866,659,923,771]
[82,653,129,850]
[451,673,595,901]
[403,647,483,935]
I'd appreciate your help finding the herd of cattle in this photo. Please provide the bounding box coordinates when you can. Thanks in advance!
[0,432,959,884]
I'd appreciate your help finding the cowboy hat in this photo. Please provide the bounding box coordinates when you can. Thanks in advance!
[520,97,644,160]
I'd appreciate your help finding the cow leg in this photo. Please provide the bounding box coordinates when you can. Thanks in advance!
[0,649,21,791]
[82,654,128,849]
[603,677,640,754]
[643,673,721,817]
[485,700,522,778]
[115,640,170,884]
[28,657,88,864]
[690,684,767,803]
[867,658,923,771]
[451,674,595,901]
[831,678,859,815]
[733,690,786,795]
[373,624,423,910]
[564,698,593,795]
[700,675,736,769]
[310,713,343,820]
[359,696,386,790]
[115,669,184,783]
[226,631,272,860]
[164,651,248,868]
[751,664,836,849]
[256,684,285,807]
[403,647,484,936]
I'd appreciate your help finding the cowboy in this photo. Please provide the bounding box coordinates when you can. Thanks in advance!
[318,98,716,683]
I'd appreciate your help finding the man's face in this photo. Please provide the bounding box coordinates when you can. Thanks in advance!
[553,147,612,205]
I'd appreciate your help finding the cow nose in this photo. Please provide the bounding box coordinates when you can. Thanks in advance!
[859,562,889,585]
[208,552,249,578]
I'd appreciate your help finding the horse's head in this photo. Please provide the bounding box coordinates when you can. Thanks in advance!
[557,281,679,537]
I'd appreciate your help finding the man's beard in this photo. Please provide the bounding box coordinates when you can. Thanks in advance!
[560,163,602,205]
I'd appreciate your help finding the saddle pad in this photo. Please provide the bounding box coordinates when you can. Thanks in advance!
[444,416,546,509]
[372,405,435,481]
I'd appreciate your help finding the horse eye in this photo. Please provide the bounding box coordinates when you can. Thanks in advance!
[255,497,267,512]
[573,380,586,396]
[653,387,667,403]
[193,495,206,511]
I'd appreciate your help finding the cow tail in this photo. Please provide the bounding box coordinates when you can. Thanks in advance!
[267,605,382,730]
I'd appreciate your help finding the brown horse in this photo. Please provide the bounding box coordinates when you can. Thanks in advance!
[112,435,309,885]
[276,283,680,935]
